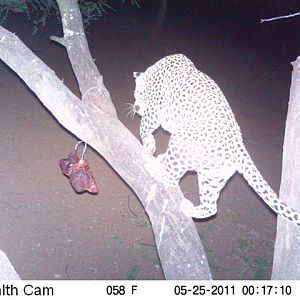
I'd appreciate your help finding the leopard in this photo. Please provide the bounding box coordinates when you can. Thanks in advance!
[128,53,300,227]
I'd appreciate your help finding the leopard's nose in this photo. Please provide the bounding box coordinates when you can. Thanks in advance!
[135,105,140,111]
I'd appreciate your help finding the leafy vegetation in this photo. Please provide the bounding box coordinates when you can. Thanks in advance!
[0,0,139,34]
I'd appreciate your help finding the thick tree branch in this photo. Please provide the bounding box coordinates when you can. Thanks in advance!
[272,56,300,279]
[51,0,116,115]
[0,0,212,280]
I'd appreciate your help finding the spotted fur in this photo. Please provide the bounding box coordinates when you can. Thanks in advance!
[131,54,300,227]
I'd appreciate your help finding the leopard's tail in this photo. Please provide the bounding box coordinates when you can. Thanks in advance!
[238,147,300,227]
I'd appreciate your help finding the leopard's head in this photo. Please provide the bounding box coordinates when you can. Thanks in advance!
[132,71,147,117]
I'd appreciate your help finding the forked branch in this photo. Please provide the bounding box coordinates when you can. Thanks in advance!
[0,0,211,279]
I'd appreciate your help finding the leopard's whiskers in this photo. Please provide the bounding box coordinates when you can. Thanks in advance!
[124,102,137,120]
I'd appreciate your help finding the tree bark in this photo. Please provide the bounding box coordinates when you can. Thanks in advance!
[0,250,21,280]
[272,56,300,279]
[0,0,211,279]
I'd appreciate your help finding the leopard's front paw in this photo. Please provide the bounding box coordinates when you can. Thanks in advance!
[145,157,164,181]
[142,135,156,155]
[180,198,194,217]
[145,153,178,187]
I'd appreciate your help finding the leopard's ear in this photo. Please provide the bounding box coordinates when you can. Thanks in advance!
[133,72,141,78]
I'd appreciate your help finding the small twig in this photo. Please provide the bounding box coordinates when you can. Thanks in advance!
[127,193,138,217]
[65,264,70,274]
[260,11,300,23]
[0,200,24,218]
[50,35,66,47]
[139,242,156,247]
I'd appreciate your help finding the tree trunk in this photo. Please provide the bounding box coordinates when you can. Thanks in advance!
[0,250,21,280]
[0,0,212,279]
[272,56,300,279]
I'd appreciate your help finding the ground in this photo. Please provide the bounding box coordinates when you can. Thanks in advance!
[0,7,294,279]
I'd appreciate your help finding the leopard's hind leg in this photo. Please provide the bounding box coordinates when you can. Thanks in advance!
[181,167,235,218]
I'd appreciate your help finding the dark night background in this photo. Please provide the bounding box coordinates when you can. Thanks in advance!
[0,0,300,279]
[112,0,300,61]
